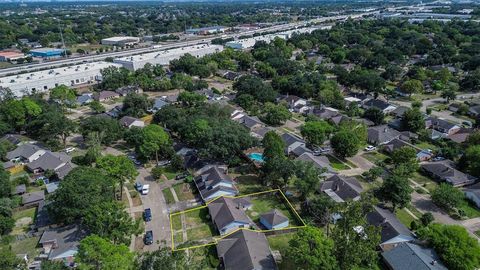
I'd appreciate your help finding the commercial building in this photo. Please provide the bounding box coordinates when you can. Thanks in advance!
[114,44,223,71]
[0,51,25,62]
[186,26,228,35]
[30,48,65,59]
[101,36,140,46]
[0,61,122,97]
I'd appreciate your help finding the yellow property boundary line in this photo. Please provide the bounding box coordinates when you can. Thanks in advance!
[169,189,306,251]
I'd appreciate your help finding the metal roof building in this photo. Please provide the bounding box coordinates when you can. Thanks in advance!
[0,61,122,97]
[101,36,140,46]
[113,44,223,71]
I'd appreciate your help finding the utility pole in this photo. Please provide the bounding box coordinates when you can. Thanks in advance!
[59,24,67,58]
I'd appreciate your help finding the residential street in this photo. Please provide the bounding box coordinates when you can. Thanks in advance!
[136,167,172,251]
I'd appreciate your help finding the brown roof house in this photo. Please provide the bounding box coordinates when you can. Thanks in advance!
[216,229,276,270]
[119,116,145,129]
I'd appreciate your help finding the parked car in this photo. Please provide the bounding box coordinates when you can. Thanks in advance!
[144,230,153,245]
[144,208,152,222]
[64,147,76,154]
[313,147,331,155]
[157,160,171,167]
[462,121,473,128]
[141,184,150,195]
[432,156,445,161]
[134,182,143,191]
[175,172,189,180]
[365,145,376,152]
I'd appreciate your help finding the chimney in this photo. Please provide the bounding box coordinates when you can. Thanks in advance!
[431,260,437,266]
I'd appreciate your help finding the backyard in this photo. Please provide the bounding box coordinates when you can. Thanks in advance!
[362,151,388,164]
[235,175,265,194]
[162,188,175,204]
[171,208,216,248]
[267,232,297,270]
[411,172,438,193]
[326,155,350,171]
[11,208,36,235]
[172,183,196,202]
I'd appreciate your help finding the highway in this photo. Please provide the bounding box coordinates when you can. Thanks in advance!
[0,11,378,78]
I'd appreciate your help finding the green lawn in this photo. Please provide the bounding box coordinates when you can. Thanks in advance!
[186,224,215,241]
[162,188,175,204]
[173,183,196,201]
[475,230,480,238]
[247,193,302,226]
[458,199,480,219]
[396,208,416,229]
[161,166,180,180]
[362,151,388,164]
[326,155,350,170]
[171,214,182,231]
[11,208,36,235]
[267,233,297,270]
[189,245,219,270]
[406,204,423,219]
[185,208,210,228]
[13,208,36,221]
[235,175,265,193]
[173,231,184,245]
[411,172,438,193]
[10,236,40,260]
[414,141,438,152]
[354,175,378,191]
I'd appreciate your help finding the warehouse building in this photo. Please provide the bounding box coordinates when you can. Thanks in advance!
[101,36,141,46]
[0,51,25,62]
[0,62,122,97]
[186,26,228,35]
[30,48,65,59]
[114,44,223,71]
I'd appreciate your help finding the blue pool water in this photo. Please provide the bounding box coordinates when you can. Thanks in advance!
[248,153,264,162]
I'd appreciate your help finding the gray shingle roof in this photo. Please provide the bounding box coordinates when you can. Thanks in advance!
[281,133,304,147]
[216,229,276,270]
[382,243,447,270]
[6,144,44,160]
[208,197,251,232]
[21,191,45,205]
[119,116,142,127]
[320,175,363,202]
[260,209,288,227]
[367,206,413,244]
[26,151,71,172]
[195,166,235,200]
[421,161,477,187]
[295,152,335,174]
[364,99,393,111]
[367,125,401,145]
[39,225,87,260]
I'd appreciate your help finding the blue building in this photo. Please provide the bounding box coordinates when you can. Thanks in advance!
[260,209,289,230]
[30,48,65,59]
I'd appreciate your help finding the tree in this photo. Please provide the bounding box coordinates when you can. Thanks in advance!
[0,248,22,269]
[83,201,139,245]
[400,79,424,97]
[137,124,172,162]
[80,116,124,146]
[96,155,138,200]
[0,166,11,198]
[460,68,480,92]
[262,131,285,161]
[390,146,419,176]
[431,183,464,211]
[41,260,69,270]
[48,167,115,223]
[441,87,457,103]
[332,196,381,270]
[462,145,480,178]
[317,80,345,109]
[233,75,277,103]
[363,107,384,126]
[50,85,76,109]
[418,224,480,270]
[286,226,338,270]
[178,91,206,107]
[262,102,291,126]
[300,120,334,147]
[362,166,383,182]
[136,248,187,270]
[76,235,135,270]
[331,130,361,158]
[401,108,424,132]
[420,212,434,227]
[303,194,336,231]
[377,173,412,211]
[89,101,106,113]
[294,160,325,201]
[26,108,76,148]
[122,93,152,118]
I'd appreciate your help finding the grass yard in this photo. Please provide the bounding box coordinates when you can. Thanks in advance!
[188,245,219,270]
[162,188,175,204]
[354,175,378,191]
[235,175,265,194]
[12,208,36,235]
[186,224,215,241]
[396,208,416,229]
[10,236,40,260]
[185,208,210,228]
[13,208,36,221]
[247,193,302,227]
[173,183,196,202]
[406,204,423,219]
[411,172,438,193]
[161,166,180,180]
[458,199,480,219]
[267,233,297,270]
[475,230,480,238]
[326,155,350,170]
[171,214,182,231]
[414,141,438,152]
[362,151,388,164]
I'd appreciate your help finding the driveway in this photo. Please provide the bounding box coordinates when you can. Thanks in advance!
[136,167,172,251]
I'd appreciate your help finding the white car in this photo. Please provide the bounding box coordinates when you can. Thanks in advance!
[65,147,76,154]
[365,145,376,152]
[141,184,150,195]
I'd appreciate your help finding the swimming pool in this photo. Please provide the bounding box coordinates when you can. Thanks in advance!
[248,153,264,162]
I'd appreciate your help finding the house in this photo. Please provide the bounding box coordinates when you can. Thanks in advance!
[76,93,94,105]
[290,145,312,157]
[216,229,276,270]
[310,106,339,120]
[26,151,74,179]
[295,152,335,175]
[382,242,447,270]
[367,125,401,145]
[1,134,27,146]
[208,197,252,235]
[115,85,141,96]
[319,175,363,203]
[464,183,480,208]
[468,104,480,117]
[363,99,397,114]
[425,117,460,136]
[382,139,432,161]
[238,115,264,131]
[250,126,274,140]
[93,91,119,102]
[6,144,46,163]
[119,116,145,129]
[329,114,351,126]
[447,128,473,144]
[260,209,289,230]
[149,98,169,113]
[106,105,123,118]
[194,166,238,201]
[278,95,308,113]
[21,191,45,207]
[390,106,409,118]
[421,160,477,187]
[281,133,306,155]
[39,225,87,265]
[367,206,415,251]
[13,184,26,195]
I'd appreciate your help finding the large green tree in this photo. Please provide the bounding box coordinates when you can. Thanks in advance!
[80,116,124,146]
[300,120,334,147]
[76,235,135,270]
[431,183,464,212]
[137,124,172,162]
[96,155,138,200]
[136,248,188,270]
[377,173,412,211]
[262,131,285,161]
[330,130,361,158]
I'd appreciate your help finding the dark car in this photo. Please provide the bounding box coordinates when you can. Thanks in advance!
[144,230,153,245]
[144,208,152,222]
[134,182,143,191]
